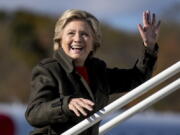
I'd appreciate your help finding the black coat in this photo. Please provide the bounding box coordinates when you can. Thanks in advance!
[25,44,158,135]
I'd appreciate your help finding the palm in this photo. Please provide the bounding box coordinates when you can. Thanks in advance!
[138,11,161,47]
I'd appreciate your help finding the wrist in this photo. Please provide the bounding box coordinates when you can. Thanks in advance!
[143,43,159,57]
[143,40,156,46]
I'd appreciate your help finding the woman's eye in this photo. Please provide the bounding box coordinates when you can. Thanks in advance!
[68,32,75,35]
[81,32,89,36]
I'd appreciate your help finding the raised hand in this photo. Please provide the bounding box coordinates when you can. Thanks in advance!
[138,10,161,48]
[68,98,94,117]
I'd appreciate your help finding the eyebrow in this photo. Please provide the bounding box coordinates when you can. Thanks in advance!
[66,29,90,33]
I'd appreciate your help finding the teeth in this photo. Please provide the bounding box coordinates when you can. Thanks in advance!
[71,45,83,50]
[72,48,83,50]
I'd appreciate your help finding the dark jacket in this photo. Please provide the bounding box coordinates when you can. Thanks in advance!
[25,44,158,135]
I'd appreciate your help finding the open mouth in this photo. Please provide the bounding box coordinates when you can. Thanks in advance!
[70,45,84,52]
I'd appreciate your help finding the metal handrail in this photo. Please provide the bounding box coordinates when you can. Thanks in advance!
[62,61,180,135]
[99,78,180,134]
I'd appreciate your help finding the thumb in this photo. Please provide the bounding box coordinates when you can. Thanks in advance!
[137,24,144,36]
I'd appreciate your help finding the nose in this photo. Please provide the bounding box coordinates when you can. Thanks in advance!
[74,33,82,43]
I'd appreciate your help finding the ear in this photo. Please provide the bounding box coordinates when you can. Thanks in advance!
[54,43,59,50]
[54,39,61,50]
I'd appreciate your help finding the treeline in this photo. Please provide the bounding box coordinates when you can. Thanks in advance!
[0,9,179,112]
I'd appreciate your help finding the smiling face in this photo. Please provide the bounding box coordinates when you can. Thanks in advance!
[60,20,94,66]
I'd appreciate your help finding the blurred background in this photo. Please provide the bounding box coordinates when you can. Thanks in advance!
[0,0,180,135]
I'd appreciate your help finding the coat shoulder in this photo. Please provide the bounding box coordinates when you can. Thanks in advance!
[32,58,61,78]
[37,58,60,69]
[39,58,57,66]
[33,58,60,73]
[31,58,57,71]
[89,57,107,69]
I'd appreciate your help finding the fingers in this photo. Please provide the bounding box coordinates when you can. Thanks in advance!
[81,98,94,106]
[147,11,151,25]
[155,20,161,33]
[69,104,81,117]
[141,10,161,32]
[138,10,161,46]
[76,98,94,112]
[72,102,88,116]
[68,98,94,117]
[143,10,150,26]
[143,11,148,26]
[143,10,158,26]
[152,13,156,25]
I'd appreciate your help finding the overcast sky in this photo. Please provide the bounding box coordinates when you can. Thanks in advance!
[0,0,179,31]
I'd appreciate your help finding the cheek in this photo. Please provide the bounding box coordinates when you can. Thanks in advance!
[61,38,70,49]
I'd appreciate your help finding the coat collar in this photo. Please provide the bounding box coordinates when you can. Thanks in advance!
[53,48,93,73]
[53,48,74,73]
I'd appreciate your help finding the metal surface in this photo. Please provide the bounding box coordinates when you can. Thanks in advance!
[99,79,180,134]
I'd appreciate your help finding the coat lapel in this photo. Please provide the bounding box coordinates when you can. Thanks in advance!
[79,75,95,101]
[68,72,95,102]
[54,49,95,101]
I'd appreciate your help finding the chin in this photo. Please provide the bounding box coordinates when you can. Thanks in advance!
[70,55,82,60]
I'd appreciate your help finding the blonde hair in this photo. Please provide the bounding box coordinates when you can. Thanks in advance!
[53,9,102,54]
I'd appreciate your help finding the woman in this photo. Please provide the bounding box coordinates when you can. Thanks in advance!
[25,9,160,135]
